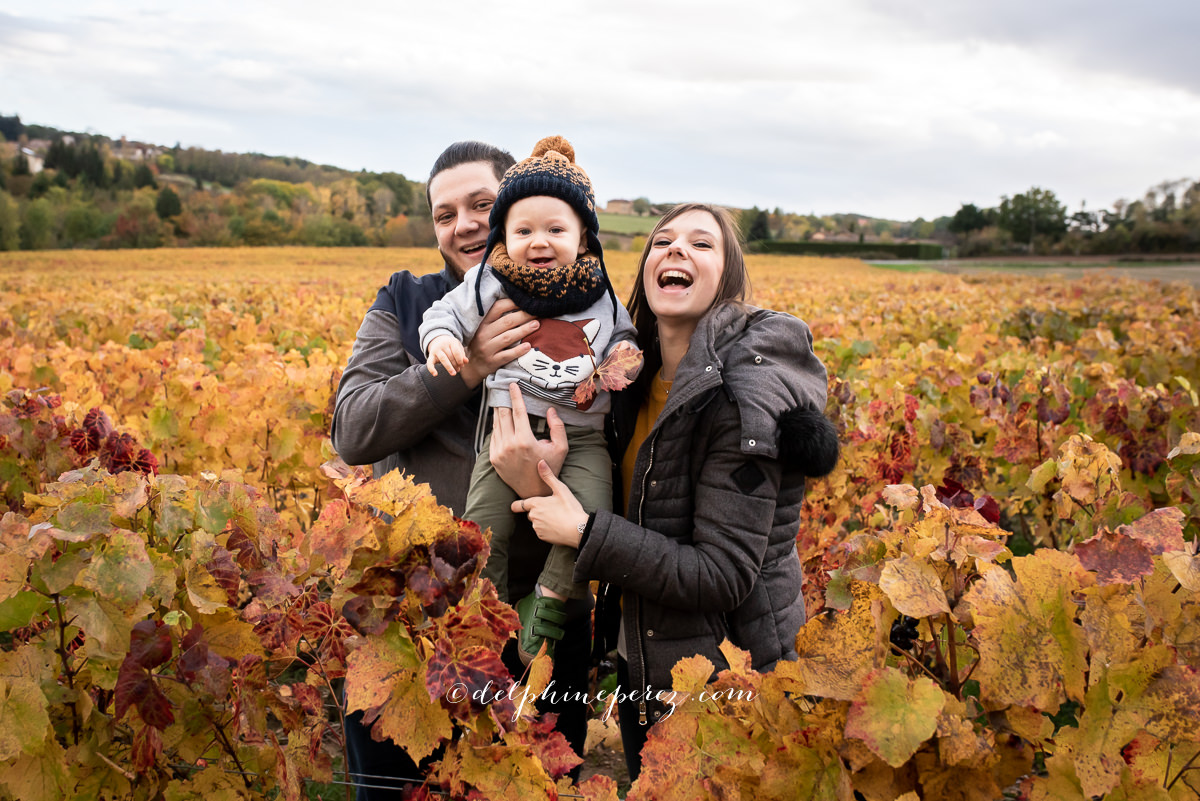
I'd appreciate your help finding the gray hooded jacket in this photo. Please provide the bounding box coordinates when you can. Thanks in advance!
[576,303,838,724]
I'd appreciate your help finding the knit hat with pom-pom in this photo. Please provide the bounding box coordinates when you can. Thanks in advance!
[489,135,598,239]
[475,136,617,321]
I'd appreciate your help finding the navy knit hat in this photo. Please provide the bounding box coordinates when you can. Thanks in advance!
[476,136,617,320]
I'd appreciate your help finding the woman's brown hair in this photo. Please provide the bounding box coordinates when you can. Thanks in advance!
[625,203,752,399]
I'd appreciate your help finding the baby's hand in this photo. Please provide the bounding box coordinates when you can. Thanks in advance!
[427,336,468,377]
[610,340,644,381]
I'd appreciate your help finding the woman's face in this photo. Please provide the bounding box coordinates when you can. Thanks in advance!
[642,209,726,328]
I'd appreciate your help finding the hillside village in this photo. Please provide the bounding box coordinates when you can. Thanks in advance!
[2,113,1196,257]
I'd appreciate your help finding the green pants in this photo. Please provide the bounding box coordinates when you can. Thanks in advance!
[473,423,611,602]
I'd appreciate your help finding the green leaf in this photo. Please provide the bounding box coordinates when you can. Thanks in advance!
[0,590,51,631]
[0,677,51,760]
[148,405,179,440]
[81,528,153,607]
[845,667,945,768]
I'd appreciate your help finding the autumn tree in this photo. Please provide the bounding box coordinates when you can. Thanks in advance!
[632,196,651,215]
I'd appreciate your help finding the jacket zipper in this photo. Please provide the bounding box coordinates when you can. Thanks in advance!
[636,431,659,725]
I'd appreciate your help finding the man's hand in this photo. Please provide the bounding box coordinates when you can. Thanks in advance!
[460,299,539,389]
[512,461,589,548]
[426,335,467,377]
[491,383,568,498]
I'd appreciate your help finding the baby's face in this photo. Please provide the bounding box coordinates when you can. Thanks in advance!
[505,196,587,270]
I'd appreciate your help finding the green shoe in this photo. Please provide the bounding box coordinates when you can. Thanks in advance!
[515,589,567,665]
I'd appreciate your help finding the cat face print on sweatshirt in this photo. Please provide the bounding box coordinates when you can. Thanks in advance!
[515,318,600,410]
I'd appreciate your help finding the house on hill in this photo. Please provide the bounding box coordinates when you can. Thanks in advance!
[20,146,44,174]
[605,199,633,215]
[114,136,163,162]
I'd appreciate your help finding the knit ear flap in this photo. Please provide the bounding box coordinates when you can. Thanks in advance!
[475,229,503,315]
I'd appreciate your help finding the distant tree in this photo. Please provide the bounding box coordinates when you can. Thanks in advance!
[78,144,107,187]
[1069,200,1102,235]
[133,163,157,189]
[911,217,936,239]
[0,190,20,250]
[377,172,414,214]
[19,198,56,250]
[44,139,78,176]
[744,207,770,243]
[948,203,989,235]
[12,154,31,177]
[0,114,22,142]
[997,187,1067,248]
[61,202,109,247]
[632,197,651,216]
[29,171,53,199]
[156,186,182,219]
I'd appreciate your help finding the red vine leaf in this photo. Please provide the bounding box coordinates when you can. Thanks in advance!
[128,619,172,670]
[1073,530,1154,585]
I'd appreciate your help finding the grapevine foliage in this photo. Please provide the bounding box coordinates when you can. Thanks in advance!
[2,250,1199,799]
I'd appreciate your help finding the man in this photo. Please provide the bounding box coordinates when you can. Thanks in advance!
[331,141,589,798]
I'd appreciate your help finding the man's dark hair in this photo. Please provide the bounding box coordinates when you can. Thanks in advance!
[425,141,515,209]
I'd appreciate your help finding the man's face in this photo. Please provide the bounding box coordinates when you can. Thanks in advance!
[428,161,500,280]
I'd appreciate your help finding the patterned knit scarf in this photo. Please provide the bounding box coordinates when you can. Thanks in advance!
[486,242,607,318]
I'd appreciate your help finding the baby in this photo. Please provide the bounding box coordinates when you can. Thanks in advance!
[418,136,640,663]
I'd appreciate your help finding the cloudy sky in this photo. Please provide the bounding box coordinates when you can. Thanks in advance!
[2,0,1197,220]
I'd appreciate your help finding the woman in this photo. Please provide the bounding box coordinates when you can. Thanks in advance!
[508,203,839,778]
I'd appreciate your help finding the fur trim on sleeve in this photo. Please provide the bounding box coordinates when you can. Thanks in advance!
[778,407,840,478]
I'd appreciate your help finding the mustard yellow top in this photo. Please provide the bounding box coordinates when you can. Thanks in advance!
[621,371,672,512]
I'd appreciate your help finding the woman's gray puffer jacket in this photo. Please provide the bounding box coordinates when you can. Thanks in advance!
[575,303,839,724]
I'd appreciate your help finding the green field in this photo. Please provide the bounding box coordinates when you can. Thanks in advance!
[597,212,660,236]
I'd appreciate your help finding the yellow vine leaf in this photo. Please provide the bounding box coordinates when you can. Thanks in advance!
[878,552,951,619]
[844,667,945,768]
[525,650,553,698]
[442,738,556,801]
[184,556,230,615]
[963,549,1091,712]
[794,581,887,700]
[1056,434,1123,507]
[670,654,715,696]
[1162,549,1200,591]
[0,738,70,801]
[345,623,453,762]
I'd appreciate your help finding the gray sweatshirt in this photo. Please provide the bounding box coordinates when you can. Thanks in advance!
[418,264,638,429]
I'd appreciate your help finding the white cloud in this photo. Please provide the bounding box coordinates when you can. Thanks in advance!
[2,1,1198,219]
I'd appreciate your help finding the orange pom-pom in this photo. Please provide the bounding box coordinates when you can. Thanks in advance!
[531,135,574,163]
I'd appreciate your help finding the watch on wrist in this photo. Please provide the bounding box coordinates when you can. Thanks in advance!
[576,518,588,537]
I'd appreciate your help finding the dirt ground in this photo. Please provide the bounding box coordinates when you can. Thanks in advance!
[928,256,1200,287]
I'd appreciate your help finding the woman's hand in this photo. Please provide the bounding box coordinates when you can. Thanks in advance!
[512,461,589,548]
[490,383,568,498]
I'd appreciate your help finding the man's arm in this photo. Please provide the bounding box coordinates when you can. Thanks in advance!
[332,292,542,468]
[331,308,477,467]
